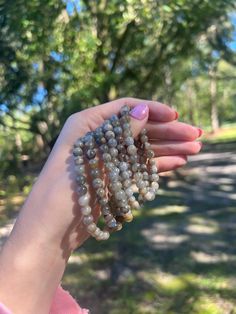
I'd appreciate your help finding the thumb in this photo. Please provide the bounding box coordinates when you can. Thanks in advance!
[129,103,149,137]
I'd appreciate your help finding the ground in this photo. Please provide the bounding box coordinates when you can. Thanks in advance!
[0,128,236,314]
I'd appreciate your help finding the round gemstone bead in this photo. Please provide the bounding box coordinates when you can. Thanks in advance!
[86,149,96,159]
[89,159,98,168]
[92,178,103,188]
[103,153,112,162]
[83,215,93,225]
[81,206,92,215]
[125,137,134,146]
[127,145,137,155]
[96,188,105,197]
[109,148,118,157]
[77,185,88,196]
[119,162,128,171]
[74,156,84,165]
[108,138,117,147]
[115,190,126,200]
[75,165,85,175]
[87,223,97,233]
[76,175,86,185]
[73,147,83,156]
[91,169,101,178]
[79,194,90,206]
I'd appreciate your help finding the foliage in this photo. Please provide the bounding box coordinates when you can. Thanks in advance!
[0,0,235,168]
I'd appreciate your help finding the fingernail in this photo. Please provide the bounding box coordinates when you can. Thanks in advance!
[198,128,204,137]
[130,104,149,120]
[175,111,179,120]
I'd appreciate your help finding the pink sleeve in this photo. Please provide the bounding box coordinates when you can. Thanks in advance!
[0,303,12,314]
[0,285,89,314]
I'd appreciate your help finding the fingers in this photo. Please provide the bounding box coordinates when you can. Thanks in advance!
[88,97,177,122]
[155,155,188,173]
[147,121,201,141]
[151,140,202,156]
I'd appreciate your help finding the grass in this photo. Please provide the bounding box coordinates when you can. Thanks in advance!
[203,125,236,143]
[0,130,236,313]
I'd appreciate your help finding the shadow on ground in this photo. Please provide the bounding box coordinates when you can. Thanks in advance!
[63,141,236,314]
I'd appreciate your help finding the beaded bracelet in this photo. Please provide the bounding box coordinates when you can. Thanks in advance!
[73,105,159,241]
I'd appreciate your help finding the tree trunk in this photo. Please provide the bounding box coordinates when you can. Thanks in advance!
[209,67,219,133]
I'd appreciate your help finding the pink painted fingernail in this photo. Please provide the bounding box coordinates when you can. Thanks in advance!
[130,104,149,120]
[198,128,204,137]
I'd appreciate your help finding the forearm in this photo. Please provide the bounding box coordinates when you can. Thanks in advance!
[0,188,71,314]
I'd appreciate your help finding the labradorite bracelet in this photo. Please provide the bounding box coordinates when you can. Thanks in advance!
[73,105,159,241]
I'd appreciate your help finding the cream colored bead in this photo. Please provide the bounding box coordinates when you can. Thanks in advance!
[78,194,90,206]
[87,223,97,233]
[81,206,92,215]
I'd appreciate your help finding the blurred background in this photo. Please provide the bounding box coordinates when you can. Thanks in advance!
[0,1,236,313]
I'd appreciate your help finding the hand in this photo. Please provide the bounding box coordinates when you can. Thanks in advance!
[0,98,202,314]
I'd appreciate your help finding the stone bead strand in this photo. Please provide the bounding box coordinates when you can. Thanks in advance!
[73,105,160,241]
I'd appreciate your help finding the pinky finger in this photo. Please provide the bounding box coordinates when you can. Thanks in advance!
[156,155,188,173]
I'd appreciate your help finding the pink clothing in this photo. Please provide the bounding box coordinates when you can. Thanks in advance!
[0,285,89,314]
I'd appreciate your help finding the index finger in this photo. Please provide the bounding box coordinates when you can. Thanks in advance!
[90,97,177,122]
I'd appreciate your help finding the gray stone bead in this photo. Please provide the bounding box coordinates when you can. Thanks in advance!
[113,158,120,166]
[141,128,147,135]
[96,188,105,197]
[150,158,156,166]
[83,215,93,225]
[109,148,118,157]
[114,126,122,135]
[147,149,155,158]
[123,123,130,130]
[105,162,115,170]
[125,187,133,197]
[111,181,122,191]
[90,168,101,178]
[74,139,84,148]
[75,165,85,175]
[130,155,139,163]
[92,178,103,188]
[140,135,148,143]
[121,171,130,180]
[129,196,136,202]
[87,222,97,232]
[118,198,128,207]
[107,218,117,229]
[123,129,132,137]
[77,185,88,196]
[81,206,92,215]
[104,213,113,222]
[142,171,149,180]
[108,138,117,147]
[119,161,128,171]
[136,180,146,189]
[100,137,106,144]
[128,170,132,177]
[120,105,130,116]
[134,172,142,181]
[84,133,94,143]
[73,147,83,157]
[76,175,86,185]
[101,204,110,215]
[86,149,96,159]
[99,198,107,206]
[110,114,119,122]
[89,159,98,168]
[141,164,147,171]
[105,130,115,140]
[79,194,90,206]
[74,156,84,165]
[125,137,134,146]
[150,173,159,181]
[151,165,158,173]
[85,140,95,149]
[123,179,132,188]
[100,144,109,153]
[151,181,159,191]
[115,190,126,200]
[127,145,137,155]
[144,142,151,150]
[132,163,141,172]
[145,190,155,201]
[121,204,131,214]
[103,123,113,132]
[109,170,119,181]
[103,153,112,162]
[117,144,125,152]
